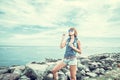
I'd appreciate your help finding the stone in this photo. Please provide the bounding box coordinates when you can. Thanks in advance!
[43,73,53,80]
[88,63,98,71]
[1,73,20,80]
[77,63,87,71]
[58,71,67,80]
[23,67,37,80]
[80,58,91,65]
[80,70,86,76]
[19,75,30,80]
[61,68,69,73]
[84,67,90,72]
[82,76,90,80]
[93,68,105,75]
[0,74,3,80]
[9,65,25,73]
[65,71,70,80]
[0,69,9,74]
[13,68,22,76]
[25,63,49,80]
[86,72,97,77]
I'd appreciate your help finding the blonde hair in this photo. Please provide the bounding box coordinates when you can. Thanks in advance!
[69,27,78,37]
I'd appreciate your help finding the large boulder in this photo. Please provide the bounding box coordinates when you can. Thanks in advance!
[24,63,49,80]
[0,68,9,74]
[0,67,9,74]
[0,73,20,80]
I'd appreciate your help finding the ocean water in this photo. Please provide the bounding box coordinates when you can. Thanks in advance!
[0,46,120,66]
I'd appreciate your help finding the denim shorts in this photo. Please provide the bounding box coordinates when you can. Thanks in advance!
[63,57,77,65]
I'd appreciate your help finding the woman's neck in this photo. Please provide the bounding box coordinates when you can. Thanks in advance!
[70,35,75,39]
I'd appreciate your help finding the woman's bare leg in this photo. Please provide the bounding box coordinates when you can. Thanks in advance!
[70,65,77,80]
[51,61,66,80]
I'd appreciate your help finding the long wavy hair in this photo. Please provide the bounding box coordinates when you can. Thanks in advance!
[68,27,78,37]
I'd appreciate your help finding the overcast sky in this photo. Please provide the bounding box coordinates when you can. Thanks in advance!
[0,0,120,47]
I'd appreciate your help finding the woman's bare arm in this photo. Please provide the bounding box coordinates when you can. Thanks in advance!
[60,34,66,48]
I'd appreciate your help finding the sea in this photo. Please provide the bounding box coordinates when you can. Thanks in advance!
[0,46,120,66]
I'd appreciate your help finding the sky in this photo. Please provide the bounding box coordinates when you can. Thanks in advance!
[0,0,120,47]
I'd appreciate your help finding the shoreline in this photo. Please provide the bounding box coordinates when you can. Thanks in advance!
[0,53,120,80]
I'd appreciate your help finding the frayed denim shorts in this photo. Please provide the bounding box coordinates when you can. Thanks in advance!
[63,57,77,65]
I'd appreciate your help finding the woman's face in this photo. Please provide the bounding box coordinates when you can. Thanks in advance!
[68,29,75,36]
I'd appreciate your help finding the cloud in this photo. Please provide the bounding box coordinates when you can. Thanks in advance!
[0,0,120,46]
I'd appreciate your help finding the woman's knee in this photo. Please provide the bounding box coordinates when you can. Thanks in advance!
[51,69,57,74]
[70,74,76,80]
[71,76,76,80]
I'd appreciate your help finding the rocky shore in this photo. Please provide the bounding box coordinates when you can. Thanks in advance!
[0,53,120,80]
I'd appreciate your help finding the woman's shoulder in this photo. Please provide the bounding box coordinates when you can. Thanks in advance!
[75,37,81,43]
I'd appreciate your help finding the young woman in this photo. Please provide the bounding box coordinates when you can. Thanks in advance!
[52,27,81,80]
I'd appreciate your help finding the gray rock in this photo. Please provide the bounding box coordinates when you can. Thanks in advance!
[86,72,97,77]
[44,73,53,80]
[80,70,86,76]
[65,71,70,79]
[105,58,114,63]
[84,67,90,72]
[61,68,69,73]
[112,62,117,68]
[25,63,50,80]
[23,67,37,80]
[76,71,81,78]
[1,73,20,80]
[88,53,110,61]
[80,58,91,65]
[93,68,105,75]
[77,63,87,71]
[88,62,98,71]
[0,69,9,74]
[103,66,112,71]
[82,76,90,80]
[58,71,67,80]
[13,68,22,76]
[10,65,25,73]
[19,75,30,80]
[0,74,3,80]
